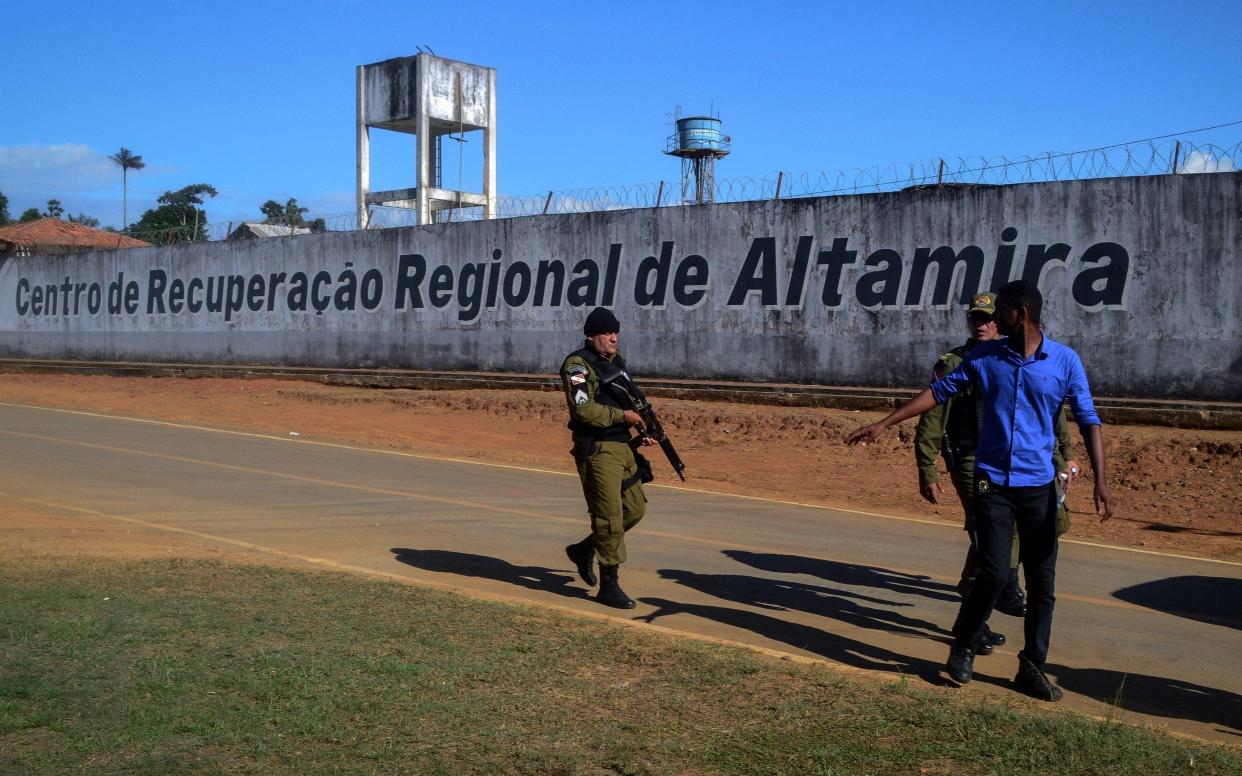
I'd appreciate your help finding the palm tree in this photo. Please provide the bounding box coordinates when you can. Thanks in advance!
[109,147,145,232]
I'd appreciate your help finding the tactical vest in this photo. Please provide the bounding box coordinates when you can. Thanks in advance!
[568,347,642,443]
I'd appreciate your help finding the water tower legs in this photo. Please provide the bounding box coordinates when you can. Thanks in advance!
[355,65,371,229]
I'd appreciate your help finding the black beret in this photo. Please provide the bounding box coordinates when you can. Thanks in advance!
[583,307,620,336]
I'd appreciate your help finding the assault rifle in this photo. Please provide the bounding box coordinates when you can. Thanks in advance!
[631,400,687,482]
[594,365,687,482]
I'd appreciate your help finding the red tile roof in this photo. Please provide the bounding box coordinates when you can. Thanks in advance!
[0,217,151,252]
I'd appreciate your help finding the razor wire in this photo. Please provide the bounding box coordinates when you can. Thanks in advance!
[127,132,1238,244]
[356,135,1238,227]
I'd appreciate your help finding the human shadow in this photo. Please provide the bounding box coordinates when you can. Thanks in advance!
[1139,521,1242,538]
[1113,576,1242,630]
[390,548,587,600]
[657,568,950,640]
[637,596,1005,690]
[1046,663,1242,734]
[723,550,960,604]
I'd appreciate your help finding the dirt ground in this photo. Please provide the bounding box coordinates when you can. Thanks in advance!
[1,373,1239,562]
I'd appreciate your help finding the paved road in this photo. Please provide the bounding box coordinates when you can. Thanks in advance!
[1,402,1239,744]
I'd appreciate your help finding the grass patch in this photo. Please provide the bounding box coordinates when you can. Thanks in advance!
[0,555,1235,775]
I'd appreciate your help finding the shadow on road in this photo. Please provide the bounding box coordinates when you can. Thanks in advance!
[723,550,960,603]
[1140,520,1242,538]
[656,568,950,640]
[390,548,587,600]
[1047,664,1242,734]
[636,595,1007,690]
[1112,576,1242,630]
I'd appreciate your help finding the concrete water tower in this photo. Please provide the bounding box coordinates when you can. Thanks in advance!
[356,53,497,227]
[664,112,730,204]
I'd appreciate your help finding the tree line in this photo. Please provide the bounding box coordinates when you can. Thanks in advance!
[0,145,325,245]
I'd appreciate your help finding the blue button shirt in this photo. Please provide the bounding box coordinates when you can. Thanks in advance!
[930,336,1101,487]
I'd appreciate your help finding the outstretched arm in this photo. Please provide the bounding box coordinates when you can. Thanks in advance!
[846,389,939,446]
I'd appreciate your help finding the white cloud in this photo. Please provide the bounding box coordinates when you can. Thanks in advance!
[0,143,119,193]
[0,143,183,228]
[0,143,133,225]
[1179,149,1237,174]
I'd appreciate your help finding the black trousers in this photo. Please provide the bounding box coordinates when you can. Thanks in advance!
[952,477,1059,666]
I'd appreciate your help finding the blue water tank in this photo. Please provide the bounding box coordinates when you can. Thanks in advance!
[675,116,723,152]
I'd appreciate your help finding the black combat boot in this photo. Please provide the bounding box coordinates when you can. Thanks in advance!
[946,644,974,684]
[995,568,1027,618]
[596,563,636,609]
[1013,653,1063,702]
[565,536,597,587]
[972,624,1006,656]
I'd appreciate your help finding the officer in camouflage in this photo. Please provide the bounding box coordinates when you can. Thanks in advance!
[561,307,657,609]
[915,293,1080,652]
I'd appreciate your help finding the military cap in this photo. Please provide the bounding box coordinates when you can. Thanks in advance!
[968,293,996,315]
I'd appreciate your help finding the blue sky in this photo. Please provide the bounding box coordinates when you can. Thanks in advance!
[2,0,1240,231]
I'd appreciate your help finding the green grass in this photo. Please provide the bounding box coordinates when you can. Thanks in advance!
[0,556,1236,775]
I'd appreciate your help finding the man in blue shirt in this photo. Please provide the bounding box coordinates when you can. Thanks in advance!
[847,280,1114,701]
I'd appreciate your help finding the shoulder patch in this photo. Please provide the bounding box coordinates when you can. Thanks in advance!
[569,373,587,385]
[573,390,588,405]
[567,363,588,376]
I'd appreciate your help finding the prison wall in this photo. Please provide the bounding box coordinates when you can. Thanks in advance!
[1,172,1237,400]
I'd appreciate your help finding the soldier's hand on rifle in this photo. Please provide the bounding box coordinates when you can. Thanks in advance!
[622,410,646,431]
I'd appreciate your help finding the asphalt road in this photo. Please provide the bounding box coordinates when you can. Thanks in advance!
[1,402,1239,744]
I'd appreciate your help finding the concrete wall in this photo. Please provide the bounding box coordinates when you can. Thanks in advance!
[1,173,1238,399]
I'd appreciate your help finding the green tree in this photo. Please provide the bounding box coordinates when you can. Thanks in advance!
[258,197,325,234]
[19,208,42,222]
[45,199,64,218]
[0,189,10,225]
[109,147,145,232]
[130,183,218,244]
[68,213,101,228]
[259,199,286,222]
[260,197,309,227]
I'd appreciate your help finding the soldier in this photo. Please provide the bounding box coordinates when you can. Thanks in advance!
[561,307,657,609]
[915,294,1080,657]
